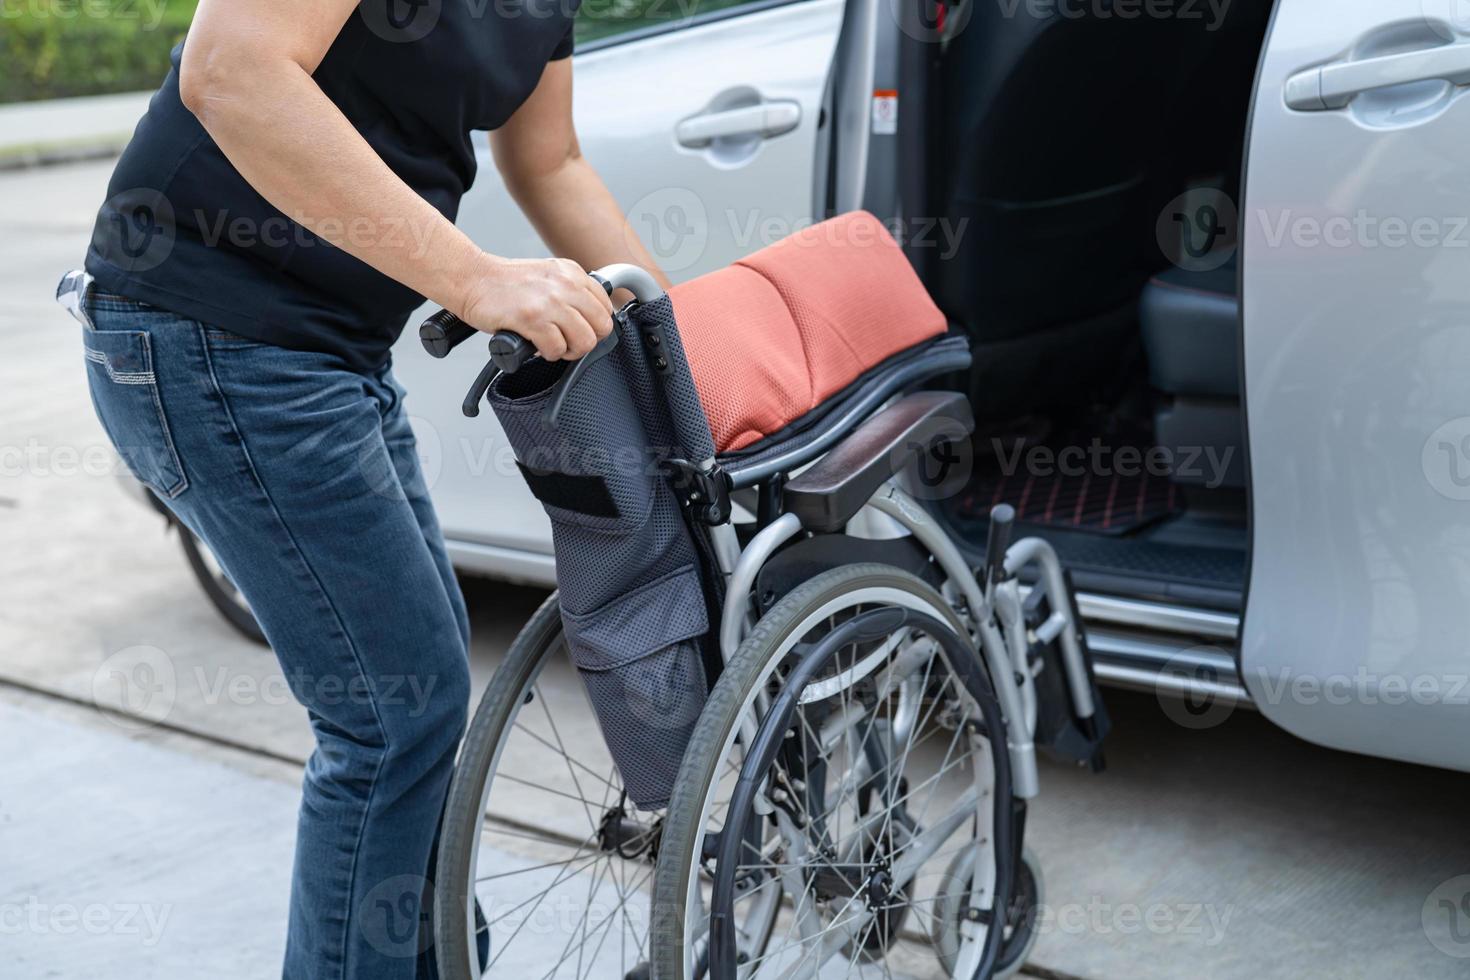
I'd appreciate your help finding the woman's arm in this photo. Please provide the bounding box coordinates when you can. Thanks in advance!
[490,59,673,305]
[179,0,612,360]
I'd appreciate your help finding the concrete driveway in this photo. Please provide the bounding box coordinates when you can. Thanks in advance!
[3,159,1469,979]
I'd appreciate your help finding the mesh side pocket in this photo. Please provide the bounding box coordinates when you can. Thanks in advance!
[561,565,709,810]
[483,313,719,809]
[487,353,655,535]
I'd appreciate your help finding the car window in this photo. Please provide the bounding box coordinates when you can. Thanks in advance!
[575,0,779,46]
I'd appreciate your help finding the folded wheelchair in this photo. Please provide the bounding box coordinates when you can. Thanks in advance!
[421,212,1108,980]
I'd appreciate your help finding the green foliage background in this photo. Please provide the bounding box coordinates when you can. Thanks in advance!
[1,1,199,103]
[0,0,758,104]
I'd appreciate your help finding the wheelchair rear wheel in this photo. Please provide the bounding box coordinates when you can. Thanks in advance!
[651,563,1019,980]
[433,592,781,979]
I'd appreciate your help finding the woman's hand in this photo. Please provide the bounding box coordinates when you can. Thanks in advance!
[459,256,615,361]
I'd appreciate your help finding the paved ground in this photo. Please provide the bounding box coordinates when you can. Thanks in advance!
[4,159,1470,979]
[0,92,151,169]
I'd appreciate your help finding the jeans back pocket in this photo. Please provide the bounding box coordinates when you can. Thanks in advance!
[82,328,188,498]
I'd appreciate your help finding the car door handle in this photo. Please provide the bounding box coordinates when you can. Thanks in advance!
[1286,42,1470,110]
[675,100,802,148]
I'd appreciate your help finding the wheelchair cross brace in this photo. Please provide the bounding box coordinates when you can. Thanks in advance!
[708,482,1100,800]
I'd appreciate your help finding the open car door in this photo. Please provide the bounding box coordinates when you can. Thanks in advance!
[1241,0,1470,770]
[390,0,844,576]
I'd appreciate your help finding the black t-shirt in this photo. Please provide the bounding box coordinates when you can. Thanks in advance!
[86,0,578,372]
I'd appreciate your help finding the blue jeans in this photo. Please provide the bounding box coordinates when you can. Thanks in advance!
[79,290,471,979]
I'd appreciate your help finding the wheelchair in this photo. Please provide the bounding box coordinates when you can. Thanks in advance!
[422,213,1108,980]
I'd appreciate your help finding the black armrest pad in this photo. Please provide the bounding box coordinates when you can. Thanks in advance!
[784,391,974,532]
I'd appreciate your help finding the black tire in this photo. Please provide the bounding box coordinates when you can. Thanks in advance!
[434,592,685,979]
[934,846,1044,978]
[651,563,1011,980]
[434,592,563,979]
[178,524,266,645]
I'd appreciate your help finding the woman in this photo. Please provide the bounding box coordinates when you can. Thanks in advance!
[74,0,668,976]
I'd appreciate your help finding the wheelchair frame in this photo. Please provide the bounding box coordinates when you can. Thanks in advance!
[707,481,1098,802]
[596,260,1100,800]
[425,262,1106,978]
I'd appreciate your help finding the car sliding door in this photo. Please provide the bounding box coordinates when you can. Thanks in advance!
[390,0,844,575]
[1240,0,1470,770]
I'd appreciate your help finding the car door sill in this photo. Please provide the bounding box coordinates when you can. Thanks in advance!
[1087,624,1250,706]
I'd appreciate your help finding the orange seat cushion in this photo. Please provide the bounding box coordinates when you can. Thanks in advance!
[672,211,948,452]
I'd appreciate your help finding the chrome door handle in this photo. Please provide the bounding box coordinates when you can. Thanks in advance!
[1286,42,1470,110]
[675,100,802,148]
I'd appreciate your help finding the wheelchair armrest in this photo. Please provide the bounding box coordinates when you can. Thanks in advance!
[783,391,974,532]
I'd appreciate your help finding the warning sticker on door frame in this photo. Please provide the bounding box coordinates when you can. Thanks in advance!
[872,90,898,136]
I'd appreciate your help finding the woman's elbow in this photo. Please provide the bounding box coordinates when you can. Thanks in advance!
[178,41,258,125]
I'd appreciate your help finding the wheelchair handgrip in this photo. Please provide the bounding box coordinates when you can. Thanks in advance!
[418,309,476,358]
[418,308,534,373]
[431,264,664,419]
[485,331,534,373]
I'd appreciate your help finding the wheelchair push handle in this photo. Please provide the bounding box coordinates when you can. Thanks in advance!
[418,308,536,373]
[416,263,665,371]
[420,264,667,419]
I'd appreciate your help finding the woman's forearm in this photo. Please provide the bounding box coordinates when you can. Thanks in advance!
[489,59,670,298]
[508,154,673,292]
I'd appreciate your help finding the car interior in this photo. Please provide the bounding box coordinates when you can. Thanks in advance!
[920,0,1279,614]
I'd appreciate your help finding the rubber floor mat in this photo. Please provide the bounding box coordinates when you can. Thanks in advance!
[954,460,1182,536]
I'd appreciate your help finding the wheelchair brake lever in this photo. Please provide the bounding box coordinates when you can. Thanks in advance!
[461,357,499,418]
[460,332,536,418]
[458,273,624,424]
[538,272,622,428]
